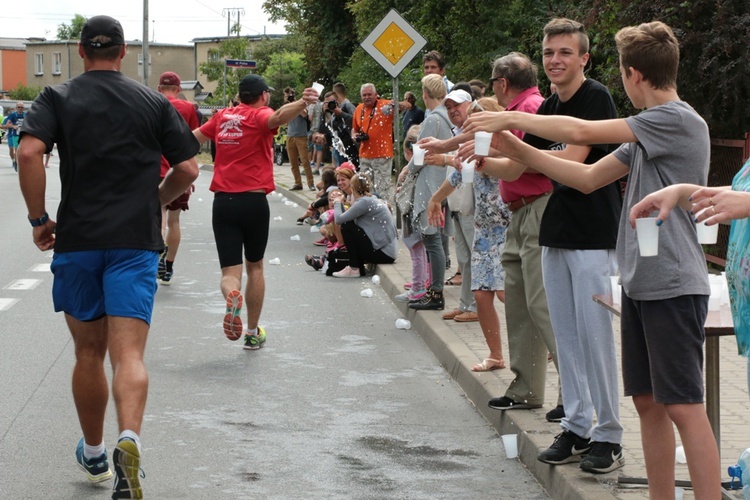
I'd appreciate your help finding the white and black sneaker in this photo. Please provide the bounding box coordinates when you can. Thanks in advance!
[537,430,591,465]
[579,442,625,473]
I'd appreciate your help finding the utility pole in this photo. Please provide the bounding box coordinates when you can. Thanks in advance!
[142,0,149,87]
[221,8,245,106]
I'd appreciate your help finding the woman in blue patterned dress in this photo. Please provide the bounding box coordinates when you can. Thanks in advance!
[427,98,512,372]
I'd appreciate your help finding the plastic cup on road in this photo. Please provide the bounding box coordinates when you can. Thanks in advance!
[461,160,475,183]
[501,434,518,459]
[312,82,324,95]
[474,131,492,156]
[635,217,659,257]
[412,145,426,166]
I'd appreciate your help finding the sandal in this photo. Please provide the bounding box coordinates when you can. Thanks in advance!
[472,358,505,372]
[445,271,462,286]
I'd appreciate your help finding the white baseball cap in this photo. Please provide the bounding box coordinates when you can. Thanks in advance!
[443,89,473,105]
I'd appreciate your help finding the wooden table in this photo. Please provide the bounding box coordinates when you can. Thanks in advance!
[592,294,735,453]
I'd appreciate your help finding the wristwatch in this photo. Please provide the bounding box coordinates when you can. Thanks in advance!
[28,212,49,227]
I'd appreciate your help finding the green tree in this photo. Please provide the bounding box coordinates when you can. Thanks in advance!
[262,51,309,108]
[57,14,87,40]
[9,83,42,101]
[199,37,257,105]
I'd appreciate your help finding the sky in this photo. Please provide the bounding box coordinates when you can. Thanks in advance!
[2,0,287,44]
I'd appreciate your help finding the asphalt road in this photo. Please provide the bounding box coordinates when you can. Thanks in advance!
[0,149,547,499]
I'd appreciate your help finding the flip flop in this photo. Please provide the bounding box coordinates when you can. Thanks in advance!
[445,271,462,286]
[472,358,505,372]
[223,290,244,341]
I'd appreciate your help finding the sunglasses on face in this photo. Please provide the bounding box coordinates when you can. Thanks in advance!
[489,76,502,86]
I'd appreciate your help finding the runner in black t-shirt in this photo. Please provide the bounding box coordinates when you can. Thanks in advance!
[17,15,199,498]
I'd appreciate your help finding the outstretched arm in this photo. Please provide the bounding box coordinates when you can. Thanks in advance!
[462,111,637,146]
[268,88,320,129]
[484,131,629,193]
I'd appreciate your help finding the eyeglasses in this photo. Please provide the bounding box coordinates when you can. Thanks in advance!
[489,76,503,86]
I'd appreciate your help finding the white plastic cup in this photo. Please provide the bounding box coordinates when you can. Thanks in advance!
[461,160,475,183]
[269,258,281,265]
[290,235,301,241]
[635,217,660,257]
[360,288,373,298]
[675,445,687,464]
[474,131,492,156]
[696,220,719,244]
[311,82,324,95]
[310,225,319,233]
[395,318,411,330]
[412,144,426,166]
[501,433,518,459]
[709,282,722,311]
[371,275,381,285]
[273,216,283,221]
[610,276,622,305]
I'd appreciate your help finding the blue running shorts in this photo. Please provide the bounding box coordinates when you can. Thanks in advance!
[51,249,159,323]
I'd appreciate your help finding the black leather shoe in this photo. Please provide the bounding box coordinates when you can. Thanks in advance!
[408,289,444,310]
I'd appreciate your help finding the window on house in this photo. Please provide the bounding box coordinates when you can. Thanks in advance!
[137,53,152,65]
[34,53,44,75]
[208,49,220,63]
[53,52,62,75]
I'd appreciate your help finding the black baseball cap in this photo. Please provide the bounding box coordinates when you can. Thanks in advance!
[80,15,125,48]
[238,75,275,95]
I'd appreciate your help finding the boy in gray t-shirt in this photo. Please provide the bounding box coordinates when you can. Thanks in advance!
[462,21,720,500]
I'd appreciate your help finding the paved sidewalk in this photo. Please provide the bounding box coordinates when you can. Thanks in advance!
[267,161,750,500]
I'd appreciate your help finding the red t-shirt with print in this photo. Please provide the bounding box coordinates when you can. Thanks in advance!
[199,104,278,193]
[160,95,200,177]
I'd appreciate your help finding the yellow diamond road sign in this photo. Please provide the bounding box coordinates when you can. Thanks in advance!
[361,9,427,78]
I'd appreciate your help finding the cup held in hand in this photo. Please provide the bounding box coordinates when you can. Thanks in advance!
[635,217,659,257]
[474,131,492,156]
[412,144,426,166]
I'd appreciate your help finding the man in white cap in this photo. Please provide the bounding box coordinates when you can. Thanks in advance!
[438,89,479,324]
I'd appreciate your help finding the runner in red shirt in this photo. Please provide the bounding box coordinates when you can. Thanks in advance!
[194,75,320,349]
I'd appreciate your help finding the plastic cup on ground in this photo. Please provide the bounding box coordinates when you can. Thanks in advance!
[269,258,281,265]
[395,318,411,330]
[675,445,687,464]
[290,235,301,241]
[474,131,492,156]
[412,145,426,166]
[501,434,518,459]
[360,288,373,298]
[635,217,660,257]
[371,275,381,285]
[610,276,621,305]
[461,160,475,183]
[311,82,324,95]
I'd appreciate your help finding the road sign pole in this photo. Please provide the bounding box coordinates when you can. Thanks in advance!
[393,76,400,174]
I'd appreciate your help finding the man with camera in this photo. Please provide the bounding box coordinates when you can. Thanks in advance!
[352,83,395,202]
[284,87,315,191]
[320,83,357,167]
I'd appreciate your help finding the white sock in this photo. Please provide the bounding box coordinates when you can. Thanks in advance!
[118,430,142,454]
[247,327,258,336]
[83,441,106,460]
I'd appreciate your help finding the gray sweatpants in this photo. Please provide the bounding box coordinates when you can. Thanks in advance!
[541,247,623,444]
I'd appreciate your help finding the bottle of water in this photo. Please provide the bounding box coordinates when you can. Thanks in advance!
[728,447,750,499]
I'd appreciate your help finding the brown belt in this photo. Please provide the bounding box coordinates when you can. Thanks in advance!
[507,190,553,212]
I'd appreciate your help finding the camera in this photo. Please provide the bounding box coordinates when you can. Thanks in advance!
[355,132,370,144]
[286,93,296,103]
[326,100,338,111]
